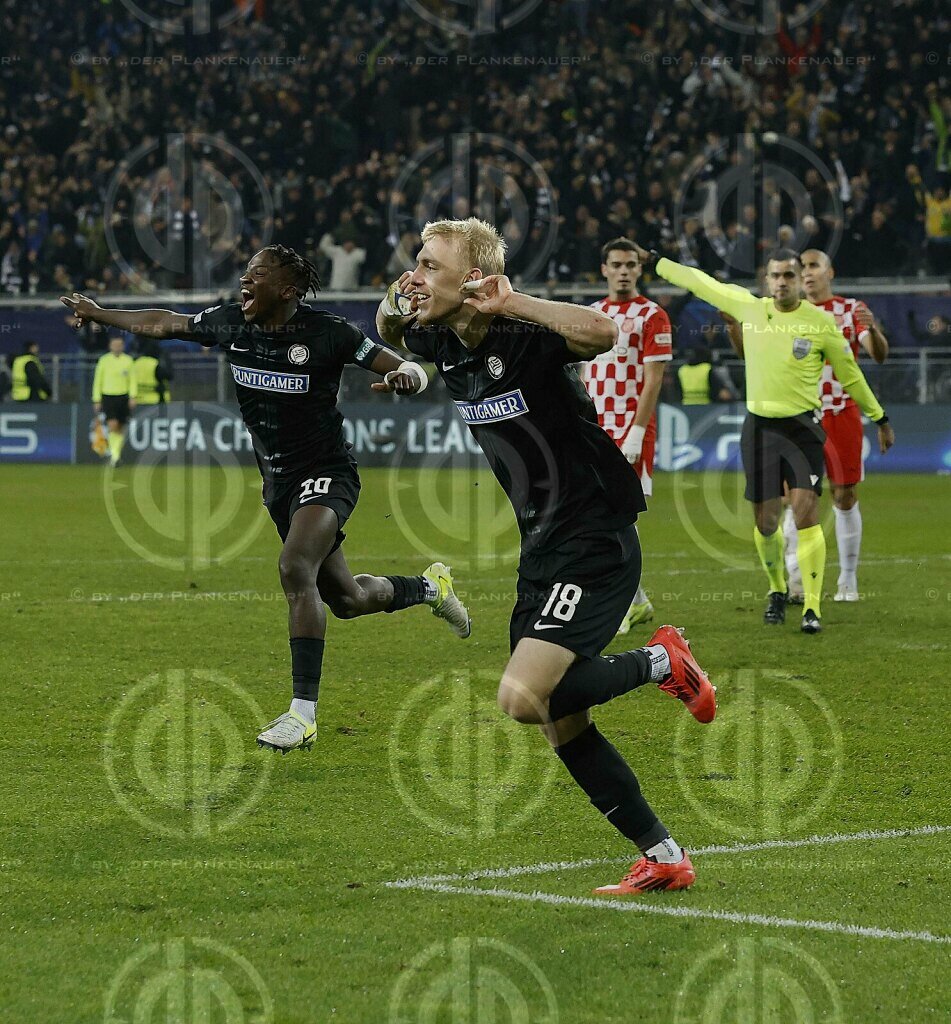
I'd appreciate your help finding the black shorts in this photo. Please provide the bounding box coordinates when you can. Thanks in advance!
[101,394,130,425]
[741,411,826,503]
[264,457,362,548]
[510,524,642,660]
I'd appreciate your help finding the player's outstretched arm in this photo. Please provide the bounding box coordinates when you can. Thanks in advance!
[461,276,617,358]
[375,274,419,349]
[368,348,429,395]
[60,293,197,340]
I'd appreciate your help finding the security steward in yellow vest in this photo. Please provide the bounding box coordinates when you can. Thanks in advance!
[134,342,171,405]
[678,351,713,405]
[12,341,51,401]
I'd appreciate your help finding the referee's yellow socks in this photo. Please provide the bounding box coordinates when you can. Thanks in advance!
[796,524,826,617]
[107,430,125,464]
[754,527,786,594]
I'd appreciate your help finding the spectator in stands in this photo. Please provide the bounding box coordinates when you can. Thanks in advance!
[924,183,951,275]
[319,229,367,290]
[1,0,949,291]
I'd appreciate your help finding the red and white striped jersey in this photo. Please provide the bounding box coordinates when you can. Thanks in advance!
[582,296,672,441]
[816,295,871,415]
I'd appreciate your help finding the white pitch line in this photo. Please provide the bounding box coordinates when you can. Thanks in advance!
[387,824,951,888]
[402,883,950,946]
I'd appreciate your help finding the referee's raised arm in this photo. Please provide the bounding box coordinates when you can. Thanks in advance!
[630,245,757,322]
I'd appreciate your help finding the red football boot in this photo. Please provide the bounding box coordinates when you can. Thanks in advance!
[594,851,696,895]
[648,625,717,724]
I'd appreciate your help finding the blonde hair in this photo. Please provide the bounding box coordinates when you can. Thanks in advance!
[421,217,508,276]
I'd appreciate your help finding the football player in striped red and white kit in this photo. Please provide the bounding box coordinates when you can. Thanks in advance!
[582,238,673,633]
[784,250,889,602]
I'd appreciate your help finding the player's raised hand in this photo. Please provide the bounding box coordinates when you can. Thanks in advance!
[381,273,420,321]
[60,292,102,328]
[461,275,514,315]
[877,420,895,454]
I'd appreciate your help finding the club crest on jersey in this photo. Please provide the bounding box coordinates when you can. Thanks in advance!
[792,337,812,360]
[486,354,505,379]
[288,344,309,365]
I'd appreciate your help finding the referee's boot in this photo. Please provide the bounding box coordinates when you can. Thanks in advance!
[801,609,822,634]
[763,590,787,625]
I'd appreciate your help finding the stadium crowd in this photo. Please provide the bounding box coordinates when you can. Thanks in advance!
[1,0,950,297]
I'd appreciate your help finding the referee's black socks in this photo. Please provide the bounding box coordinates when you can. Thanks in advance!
[555,724,670,851]
[547,649,655,721]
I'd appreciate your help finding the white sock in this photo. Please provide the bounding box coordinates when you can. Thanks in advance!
[783,506,800,587]
[644,644,670,682]
[634,585,650,605]
[645,837,684,864]
[834,503,862,588]
[290,698,316,723]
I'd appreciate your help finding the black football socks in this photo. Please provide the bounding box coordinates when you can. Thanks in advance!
[384,575,433,612]
[555,724,670,852]
[547,649,654,721]
[289,637,324,723]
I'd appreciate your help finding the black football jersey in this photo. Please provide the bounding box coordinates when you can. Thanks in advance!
[186,302,383,480]
[405,318,647,577]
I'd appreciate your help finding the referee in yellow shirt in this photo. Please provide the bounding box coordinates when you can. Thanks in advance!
[633,245,894,633]
[93,335,137,467]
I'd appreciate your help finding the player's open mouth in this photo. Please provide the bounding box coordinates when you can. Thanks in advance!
[241,290,255,312]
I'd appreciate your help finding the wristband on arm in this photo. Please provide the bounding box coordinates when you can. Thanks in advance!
[384,361,428,394]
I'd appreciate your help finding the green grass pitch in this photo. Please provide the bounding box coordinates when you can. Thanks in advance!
[1,464,949,1022]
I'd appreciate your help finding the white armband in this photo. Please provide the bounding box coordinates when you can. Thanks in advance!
[385,361,428,394]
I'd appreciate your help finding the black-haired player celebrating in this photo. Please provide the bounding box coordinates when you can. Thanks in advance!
[62,244,470,753]
[377,218,716,895]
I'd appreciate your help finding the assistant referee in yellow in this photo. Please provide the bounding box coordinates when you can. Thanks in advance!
[633,245,894,633]
[92,335,137,467]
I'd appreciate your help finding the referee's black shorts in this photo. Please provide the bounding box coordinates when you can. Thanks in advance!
[741,411,826,503]
[100,394,131,425]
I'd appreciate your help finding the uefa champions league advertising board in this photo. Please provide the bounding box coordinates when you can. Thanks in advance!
[2,402,950,473]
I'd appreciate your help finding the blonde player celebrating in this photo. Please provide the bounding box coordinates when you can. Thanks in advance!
[582,239,673,633]
[783,250,889,603]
